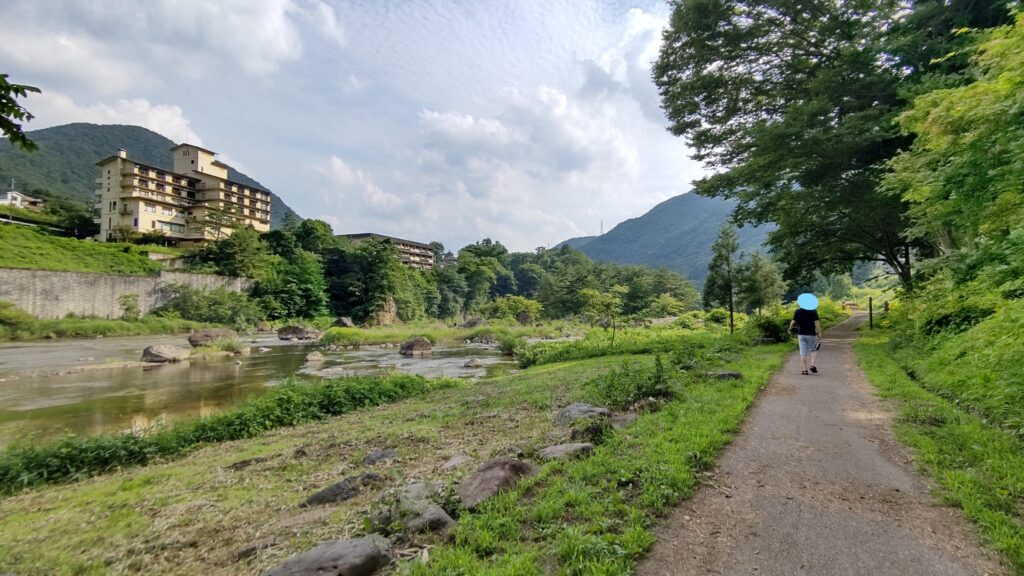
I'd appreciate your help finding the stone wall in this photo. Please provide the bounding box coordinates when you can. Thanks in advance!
[0,268,253,319]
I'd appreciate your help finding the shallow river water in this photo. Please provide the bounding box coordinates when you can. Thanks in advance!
[0,333,514,447]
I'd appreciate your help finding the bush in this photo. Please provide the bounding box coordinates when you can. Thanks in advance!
[705,308,730,325]
[0,373,460,495]
[749,313,791,342]
[584,356,672,409]
[155,283,264,329]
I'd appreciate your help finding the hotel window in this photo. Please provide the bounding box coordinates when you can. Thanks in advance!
[159,221,185,233]
[145,204,156,213]
[162,207,173,216]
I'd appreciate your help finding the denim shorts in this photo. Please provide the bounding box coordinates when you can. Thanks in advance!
[798,335,818,357]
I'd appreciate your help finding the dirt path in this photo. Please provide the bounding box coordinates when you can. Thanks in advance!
[639,315,1004,576]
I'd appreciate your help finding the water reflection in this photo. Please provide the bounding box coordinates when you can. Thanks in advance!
[0,337,513,447]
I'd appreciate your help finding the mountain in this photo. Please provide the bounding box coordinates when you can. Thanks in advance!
[0,123,299,229]
[560,193,771,286]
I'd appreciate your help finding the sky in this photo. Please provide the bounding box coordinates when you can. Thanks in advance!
[2,0,705,252]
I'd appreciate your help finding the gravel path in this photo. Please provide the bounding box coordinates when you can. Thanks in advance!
[638,315,1004,576]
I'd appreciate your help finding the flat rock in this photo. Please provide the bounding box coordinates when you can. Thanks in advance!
[187,328,237,347]
[301,472,384,507]
[373,482,455,536]
[611,412,639,430]
[707,371,742,380]
[555,402,611,426]
[237,535,279,560]
[440,454,473,471]
[141,344,190,363]
[263,535,390,576]
[399,337,432,356]
[363,449,398,466]
[458,458,539,509]
[538,442,594,461]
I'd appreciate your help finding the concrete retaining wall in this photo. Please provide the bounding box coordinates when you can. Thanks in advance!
[0,268,253,319]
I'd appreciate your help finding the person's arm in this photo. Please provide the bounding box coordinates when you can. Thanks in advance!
[815,320,822,337]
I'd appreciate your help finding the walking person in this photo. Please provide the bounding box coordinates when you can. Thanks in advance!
[789,293,822,375]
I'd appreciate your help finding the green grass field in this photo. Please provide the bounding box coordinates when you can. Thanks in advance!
[0,331,788,575]
[856,331,1024,573]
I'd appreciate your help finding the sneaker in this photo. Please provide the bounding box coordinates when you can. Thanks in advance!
[810,366,818,374]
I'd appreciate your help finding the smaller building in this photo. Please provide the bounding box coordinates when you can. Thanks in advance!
[0,190,44,211]
[341,233,435,270]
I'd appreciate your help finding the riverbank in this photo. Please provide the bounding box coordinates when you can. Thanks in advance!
[0,329,788,574]
[0,301,210,342]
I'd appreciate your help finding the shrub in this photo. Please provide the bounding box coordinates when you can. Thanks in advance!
[705,308,729,325]
[118,293,141,321]
[584,356,672,409]
[155,283,264,329]
[749,313,791,342]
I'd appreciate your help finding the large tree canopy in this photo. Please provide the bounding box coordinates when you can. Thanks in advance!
[653,0,1014,289]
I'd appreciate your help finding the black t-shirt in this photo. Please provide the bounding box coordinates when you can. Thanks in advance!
[793,308,820,336]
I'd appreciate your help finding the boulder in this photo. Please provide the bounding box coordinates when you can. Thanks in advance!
[277,325,322,341]
[369,297,398,326]
[264,535,391,576]
[707,371,742,381]
[306,351,325,362]
[363,448,398,466]
[515,311,533,326]
[439,454,473,471]
[373,482,455,536]
[463,358,483,368]
[538,442,594,461]
[141,344,190,363]
[399,337,432,356]
[333,316,357,328]
[458,458,539,509]
[187,328,237,348]
[301,472,384,507]
[555,403,611,427]
[471,334,498,345]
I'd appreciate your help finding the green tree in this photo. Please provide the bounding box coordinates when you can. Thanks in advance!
[0,74,39,151]
[652,0,1011,289]
[580,285,628,347]
[293,219,336,253]
[736,253,787,314]
[704,223,740,333]
[645,293,687,318]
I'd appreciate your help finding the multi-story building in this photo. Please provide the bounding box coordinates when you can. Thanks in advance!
[94,144,272,244]
[341,233,435,270]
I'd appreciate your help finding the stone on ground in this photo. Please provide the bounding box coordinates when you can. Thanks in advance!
[236,535,279,560]
[538,442,594,461]
[277,325,322,341]
[440,454,473,471]
[373,482,455,536]
[555,402,611,426]
[363,449,398,466]
[399,337,432,356]
[458,458,539,509]
[263,535,390,576]
[333,316,357,328]
[301,473,384,507]
[141,344,190,363]
[187,328,237,347]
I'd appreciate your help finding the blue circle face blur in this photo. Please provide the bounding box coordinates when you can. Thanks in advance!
[797,293,819,310]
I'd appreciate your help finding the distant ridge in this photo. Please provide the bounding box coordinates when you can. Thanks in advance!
[559,193,770,285]
[0,123,299,229]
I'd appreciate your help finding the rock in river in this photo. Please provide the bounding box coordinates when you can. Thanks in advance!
[141,344,190,363]
[306,351,325,362]
[399,337,432,356]
[277,325,322,341]
[458,458,539,509]
[186,328,237,348]
[263,535,390,576]
[463,358,483,368]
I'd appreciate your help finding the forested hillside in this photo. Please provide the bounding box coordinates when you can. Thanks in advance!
[561,193,770,285]
[0,123,299,228]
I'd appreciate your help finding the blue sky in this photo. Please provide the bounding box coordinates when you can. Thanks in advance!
[3,0,704,251]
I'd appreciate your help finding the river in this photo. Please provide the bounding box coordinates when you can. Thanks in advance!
[0,333,514,447]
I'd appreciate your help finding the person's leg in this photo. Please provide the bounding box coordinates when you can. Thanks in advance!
[809,349,818,372]
[798,336,810,373]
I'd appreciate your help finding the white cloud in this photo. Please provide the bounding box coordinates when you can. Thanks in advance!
[24,91,203,146]
[319,156,402,211]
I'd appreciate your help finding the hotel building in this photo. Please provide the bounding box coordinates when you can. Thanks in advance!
[94,144,272,244]
[341,233,435,270]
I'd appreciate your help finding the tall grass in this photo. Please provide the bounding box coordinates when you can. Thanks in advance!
[320,322,568,347]
[0,301,208,342]
[0,373,460,496]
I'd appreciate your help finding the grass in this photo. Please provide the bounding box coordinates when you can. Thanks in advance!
[0,373,457,496]
[320,321,570,347]
[0,204,61,226]
[856,330,1024,573]
[0,224,169,275]
[0,331,789,575]
[0,301,210,342]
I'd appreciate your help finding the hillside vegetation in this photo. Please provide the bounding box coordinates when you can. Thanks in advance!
[560,193,770,285]
[0,224,163,275]
[0,123,299,228]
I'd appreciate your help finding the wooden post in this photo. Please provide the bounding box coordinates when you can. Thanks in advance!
[869,297,874,330]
